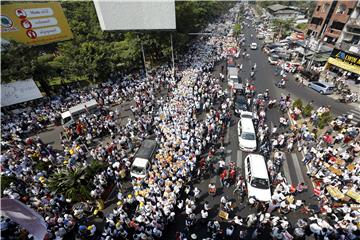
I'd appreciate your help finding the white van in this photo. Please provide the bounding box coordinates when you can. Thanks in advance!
[238,112,256,152]
[227,67,239,87]
[244,154,272,202]
[130,140,157,178]
[61,99,98,128]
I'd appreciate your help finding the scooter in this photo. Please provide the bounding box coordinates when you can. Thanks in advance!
[275,80,285,88]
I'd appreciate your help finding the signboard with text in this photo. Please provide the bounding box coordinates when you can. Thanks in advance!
[1,2,73,45]
[330,48,360,67]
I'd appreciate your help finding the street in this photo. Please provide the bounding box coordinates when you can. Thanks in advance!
[31,8,360,240]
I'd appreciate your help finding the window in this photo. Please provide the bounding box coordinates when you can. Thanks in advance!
[322,3,330,13]
[317,5,321,11]
[331,21,345,31]
[348,8,353,16]
[336,4,346,14]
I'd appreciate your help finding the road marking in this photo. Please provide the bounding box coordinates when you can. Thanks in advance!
[349,109,360,115]
[282,157,292,185]
[237,150,243,169]
[225,150,232,164]
[291,153,304,184]
[225,125,230,144]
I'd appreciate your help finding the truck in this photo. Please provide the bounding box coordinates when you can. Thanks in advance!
[61,99,98,128]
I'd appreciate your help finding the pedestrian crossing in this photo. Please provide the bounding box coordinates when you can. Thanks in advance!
[222,148,309,187]
[348,108,360,126]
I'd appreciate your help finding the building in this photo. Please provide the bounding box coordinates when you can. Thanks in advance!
[267,4,301,20]
[326,1,360,78]
[337,1,360,55]
[307,0,358,46]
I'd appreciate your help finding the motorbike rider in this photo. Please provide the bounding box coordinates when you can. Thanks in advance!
[264,89,269,100]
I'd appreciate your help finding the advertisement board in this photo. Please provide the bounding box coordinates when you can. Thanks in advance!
[93,0,176,31]
[1,2,73,45]
[328,48,360,75]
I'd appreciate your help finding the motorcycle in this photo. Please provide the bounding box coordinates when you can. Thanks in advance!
[275,80,286,88]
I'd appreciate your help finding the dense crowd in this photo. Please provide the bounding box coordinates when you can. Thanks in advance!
[1,3,359,240]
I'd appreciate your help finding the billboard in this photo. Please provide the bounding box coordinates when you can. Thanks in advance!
[1,2,73,45]
[328,48,360,75]
[93,0,176,31]
[1,79,43,107]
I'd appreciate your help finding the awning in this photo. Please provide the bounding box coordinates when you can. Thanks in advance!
[328,57,360,75]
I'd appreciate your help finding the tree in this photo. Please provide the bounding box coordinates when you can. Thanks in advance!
[233,23,242,37]
[272,19,295,39]
[48,160,107,202]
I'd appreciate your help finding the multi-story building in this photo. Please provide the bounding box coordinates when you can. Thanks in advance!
[307,0,357,46]
[337,1,360,54]
[327,1,360,78]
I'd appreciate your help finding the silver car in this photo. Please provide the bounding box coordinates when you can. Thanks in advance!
[308,82,335,95]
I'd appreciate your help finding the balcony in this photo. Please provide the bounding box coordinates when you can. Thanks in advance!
[308,23,320,30]
[347,19,360,28]
[336,41,360,54]
[345,26,360,36]
[325,28,342,37]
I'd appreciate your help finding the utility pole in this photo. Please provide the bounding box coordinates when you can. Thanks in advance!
[170,33,175,79]
[137,34,148,76]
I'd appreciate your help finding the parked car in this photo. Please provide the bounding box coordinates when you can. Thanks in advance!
[250,43,258,50]
[268,54,279,65]
[308,82,335,95]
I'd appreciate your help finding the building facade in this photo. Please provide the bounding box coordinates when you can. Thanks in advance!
[326,1,360,77]
[307,0,357,46]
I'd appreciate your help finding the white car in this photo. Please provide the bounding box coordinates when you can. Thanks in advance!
[238,114,257,152]
[250,42,257,50]
[245,154,272,202]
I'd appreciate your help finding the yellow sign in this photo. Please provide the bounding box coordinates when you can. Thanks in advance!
[218,210,229,220]
[1,2,73,45]
[328,57,360,75]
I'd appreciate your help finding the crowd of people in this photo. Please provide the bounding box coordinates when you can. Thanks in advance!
[1,2,359,240]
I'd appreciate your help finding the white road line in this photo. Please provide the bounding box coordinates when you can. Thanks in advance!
[291,153,304,184]
[225,150,232,164]
[225,125,230,144]
[282,158,292,185]
[349,109,360,114]
[237,150,243,169]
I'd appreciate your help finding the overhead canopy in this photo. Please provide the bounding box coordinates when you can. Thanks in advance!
[1,79,43,107]
[0,198,48,240]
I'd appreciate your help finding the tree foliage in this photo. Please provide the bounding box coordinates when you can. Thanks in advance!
[48,160,107,202]
[1,1,234,86]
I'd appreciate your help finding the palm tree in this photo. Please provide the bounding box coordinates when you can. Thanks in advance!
[48,160,108,202]
[48,167,92,202]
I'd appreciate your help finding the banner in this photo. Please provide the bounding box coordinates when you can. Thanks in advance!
[93,0,176,30]
[1,2,73,45]
[0,198,48,240]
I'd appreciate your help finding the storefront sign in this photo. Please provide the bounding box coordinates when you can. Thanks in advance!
[328,48,360,75]
[1,2,73,45]
[330,48,360,66]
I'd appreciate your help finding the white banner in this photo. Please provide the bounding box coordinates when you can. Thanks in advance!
[93,0,176,30]
[1,79,43,107]
[0,198,48,240]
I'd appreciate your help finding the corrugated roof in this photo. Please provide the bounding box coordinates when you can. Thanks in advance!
[267,4,288,12]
